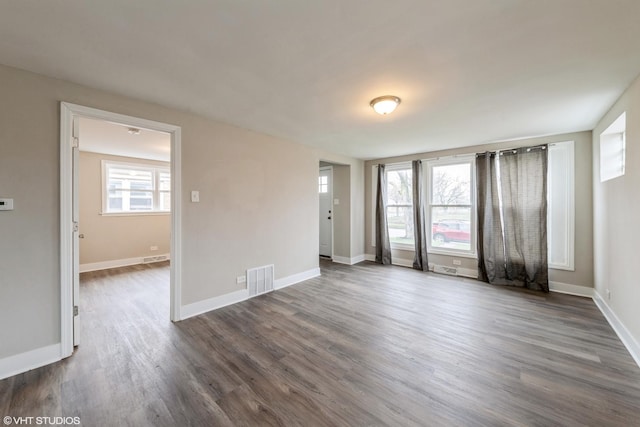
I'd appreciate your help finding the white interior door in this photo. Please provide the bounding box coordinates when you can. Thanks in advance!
[72,117,80,346]
[319,167,333,258]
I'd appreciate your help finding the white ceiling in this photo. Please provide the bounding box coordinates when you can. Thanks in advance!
[79,117,170,162]
[2,0,640,160]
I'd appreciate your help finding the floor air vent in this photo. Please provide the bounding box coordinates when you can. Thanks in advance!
[143,255,168,264]
[433,265,458,276]
[247,264,274,297]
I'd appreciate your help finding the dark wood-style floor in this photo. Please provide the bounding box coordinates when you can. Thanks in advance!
[2,260,640,426]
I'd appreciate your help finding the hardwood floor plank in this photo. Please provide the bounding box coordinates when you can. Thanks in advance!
[2,260,640,426]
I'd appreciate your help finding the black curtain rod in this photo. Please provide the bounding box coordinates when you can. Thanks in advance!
[476,144,547,157]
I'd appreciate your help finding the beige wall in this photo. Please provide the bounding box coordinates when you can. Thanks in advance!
[79,152,170,265]
[364,131,594,289]
[592,74,640,345]
[330,164,351,259]
[0,64,362,359]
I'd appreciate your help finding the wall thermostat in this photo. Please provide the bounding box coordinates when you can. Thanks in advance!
[0,198,14,211]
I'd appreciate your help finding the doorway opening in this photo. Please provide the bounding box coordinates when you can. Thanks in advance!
[60,103,182,359]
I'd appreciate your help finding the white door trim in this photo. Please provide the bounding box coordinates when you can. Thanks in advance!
[59,102,183,359]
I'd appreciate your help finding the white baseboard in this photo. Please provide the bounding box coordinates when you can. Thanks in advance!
[0,343,62,381]
[593,291,640,369]
[332,255,366,265]
[392,258,414,268]
[80,253,170,273]
[274,268,321,290]
[351,254,366,264]
[456,267,477,279]
[180,289,248,320]
[180,268,320,320]
[332,256,352,265]
[549,281,593,298]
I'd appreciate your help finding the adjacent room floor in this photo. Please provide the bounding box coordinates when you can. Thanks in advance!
[2,260,640,426]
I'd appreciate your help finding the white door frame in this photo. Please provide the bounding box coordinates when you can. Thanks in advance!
[319,166,334,258]
[59,102,182,359]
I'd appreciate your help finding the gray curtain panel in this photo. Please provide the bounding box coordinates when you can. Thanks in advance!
[476,152,505,284]
[476,146,549,292]
[412,160,429,271]
[375,164,392,265]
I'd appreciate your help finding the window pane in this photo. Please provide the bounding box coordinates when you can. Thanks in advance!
[387,205,414,245]
[108,191,123,211]
[431,206,471,251]
[386,169,414,245]
[108,168,153,191]
[387,170,412,206]
[431,163,470,205]
[130,193,153,211]
[159,172,171,191]
[159,191,171,211]
[318,177,328,193]
[108,190,153,212]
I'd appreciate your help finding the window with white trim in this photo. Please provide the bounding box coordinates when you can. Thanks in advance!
[600,112,626,182]
[386,164,414,248]
[102,161,170,214]
[547,141,575,271]
[426,156,476,256]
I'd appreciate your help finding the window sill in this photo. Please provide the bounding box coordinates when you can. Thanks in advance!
[427,248,477,259]
[390,243,415,252]
[100,211,170,217]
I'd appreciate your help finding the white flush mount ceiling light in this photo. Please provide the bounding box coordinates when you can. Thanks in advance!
[127,127,141,135]
[370,95,401,115]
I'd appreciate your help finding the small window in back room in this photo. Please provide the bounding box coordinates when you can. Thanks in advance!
[600,112,626,182]
[103,161,170,214]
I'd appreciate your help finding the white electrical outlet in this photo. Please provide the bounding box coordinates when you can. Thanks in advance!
[452,259,462,266]
[150,245,158,251]
[236,275,246,284]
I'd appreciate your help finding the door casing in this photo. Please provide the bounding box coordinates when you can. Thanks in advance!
[60,102,182,359]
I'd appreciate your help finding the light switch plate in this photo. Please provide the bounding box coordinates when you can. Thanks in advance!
[333,198,340,205]
[0,198,14,211]
[191,191,200,203]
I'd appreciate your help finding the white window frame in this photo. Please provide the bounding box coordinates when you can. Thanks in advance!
[547,141,575,271]
[600,112,626,182]
[425,155,477,258]
[101,160,170,215]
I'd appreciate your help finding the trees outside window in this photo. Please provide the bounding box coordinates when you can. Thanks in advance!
[386,167,414,247]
